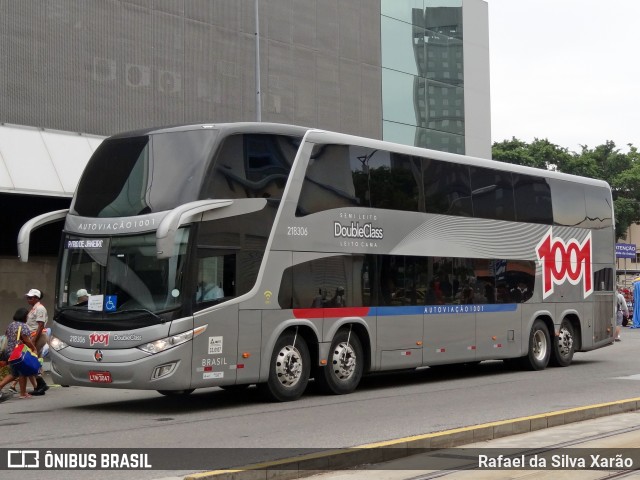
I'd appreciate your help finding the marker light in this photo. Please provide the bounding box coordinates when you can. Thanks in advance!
[138,325,207,355]
[49,335,69,351]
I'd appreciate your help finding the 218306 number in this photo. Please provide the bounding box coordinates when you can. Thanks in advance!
[287,226,308,236]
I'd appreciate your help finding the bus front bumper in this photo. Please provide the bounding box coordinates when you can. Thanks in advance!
[49,344,193,391]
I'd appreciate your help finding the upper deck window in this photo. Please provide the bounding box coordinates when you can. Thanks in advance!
[470,167,515,221]
[512,174,552,224]
[200,134,300,201]
[296,145,422,215]
[549,179,587,227]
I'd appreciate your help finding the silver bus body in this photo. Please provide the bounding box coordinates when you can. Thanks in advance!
[18,123,615,400]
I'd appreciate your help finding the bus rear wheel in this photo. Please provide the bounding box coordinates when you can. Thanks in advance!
[550,319,575,367]
[519,319,551,371]
[260,331,310,402]
[316,329,363,395]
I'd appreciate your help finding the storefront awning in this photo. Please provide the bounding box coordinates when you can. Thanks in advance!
[0,123,104,197]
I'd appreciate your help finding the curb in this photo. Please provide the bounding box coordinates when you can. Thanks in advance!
[183,397,640,480]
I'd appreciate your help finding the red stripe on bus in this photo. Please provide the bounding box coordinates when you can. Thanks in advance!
[293,307,371,319]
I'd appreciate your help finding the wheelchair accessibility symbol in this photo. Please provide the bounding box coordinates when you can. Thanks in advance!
[105,295,117,312]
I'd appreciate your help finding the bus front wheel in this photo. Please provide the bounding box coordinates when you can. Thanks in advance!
[316,329,364,395]
[520,319,551,371]
[260,332,310,402]
[550,319,575,367]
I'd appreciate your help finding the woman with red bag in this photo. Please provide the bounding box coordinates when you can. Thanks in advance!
[0,308,38,401]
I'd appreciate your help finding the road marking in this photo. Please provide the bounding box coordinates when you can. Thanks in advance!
[614,374,640,380]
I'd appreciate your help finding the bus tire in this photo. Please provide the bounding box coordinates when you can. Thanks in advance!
[520,319,551,371]
[550,319,575,367]
[157,389,194,396]
[317,329,364,395]
[260,332,310,402]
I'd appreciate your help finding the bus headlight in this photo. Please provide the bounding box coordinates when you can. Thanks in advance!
[49,335,69,351]
[138,325,207,355]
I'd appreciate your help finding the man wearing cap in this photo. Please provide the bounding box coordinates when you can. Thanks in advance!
[25,288,50,394]
[75,289,89,306]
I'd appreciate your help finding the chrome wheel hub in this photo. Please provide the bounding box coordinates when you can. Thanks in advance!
[532,329,548,361]
[275,345,303,387]
[331,342,356,380]
[557,326,573,357]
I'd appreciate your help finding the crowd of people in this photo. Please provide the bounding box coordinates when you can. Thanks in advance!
[618,279,640,341]
[0,288,51,402]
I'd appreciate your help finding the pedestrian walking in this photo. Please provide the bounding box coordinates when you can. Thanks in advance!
[616,286,629,341]
[633,281,640,329]
[0,308,39,402]
[25,289,49,395]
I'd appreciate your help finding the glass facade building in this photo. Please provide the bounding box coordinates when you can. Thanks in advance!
[382,0,466,153]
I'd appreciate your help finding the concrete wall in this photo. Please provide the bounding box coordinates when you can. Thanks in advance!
[0,256,56,335]
[0,0,381,140]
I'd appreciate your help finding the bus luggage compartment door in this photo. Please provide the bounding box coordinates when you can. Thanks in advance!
[423,308,477,365]
[377,307,423,369]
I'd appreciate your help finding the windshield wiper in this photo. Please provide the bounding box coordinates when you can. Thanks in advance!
[54,306,100,318]
[106,308,165,323]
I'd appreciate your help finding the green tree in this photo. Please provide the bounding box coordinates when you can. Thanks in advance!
[492,137,571,171]
[492,137,538,168]
[610,146,640,238]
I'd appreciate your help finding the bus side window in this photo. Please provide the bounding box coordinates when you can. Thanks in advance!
[285,256,355,309]
[423,158,473,217]
[196,255,225,304]
[513,174,552,224]
[470,167,515,222]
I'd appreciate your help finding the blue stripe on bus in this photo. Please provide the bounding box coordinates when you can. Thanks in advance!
[373,304,518,316]
[294,304,519,319]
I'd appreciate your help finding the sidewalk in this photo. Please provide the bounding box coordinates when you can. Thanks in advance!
[184,398,640,480]
[302,411,640,480]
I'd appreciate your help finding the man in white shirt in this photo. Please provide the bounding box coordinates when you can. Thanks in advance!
[197,282,224,302]
[25,288,50,394]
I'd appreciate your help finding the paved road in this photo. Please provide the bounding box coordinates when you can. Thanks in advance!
[3,326,640,480]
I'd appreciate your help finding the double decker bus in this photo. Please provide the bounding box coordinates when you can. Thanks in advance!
[18,123,615,401]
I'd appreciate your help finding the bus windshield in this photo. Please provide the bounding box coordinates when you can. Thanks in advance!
[58,229,190,314]
[71,129,218,217]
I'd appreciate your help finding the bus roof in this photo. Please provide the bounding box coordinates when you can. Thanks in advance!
[109,122,311,139]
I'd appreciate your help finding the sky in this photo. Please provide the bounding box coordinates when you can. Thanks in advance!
[486,0,640,153]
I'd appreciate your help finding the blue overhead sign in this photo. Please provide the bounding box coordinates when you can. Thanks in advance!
[616,243,636,259]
